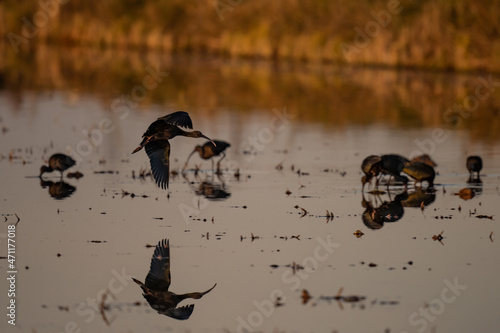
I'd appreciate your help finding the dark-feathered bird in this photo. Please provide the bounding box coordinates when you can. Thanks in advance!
[411,154,437,167]
[361,155,383,190]
[183,140,231,174]
[380,154,409,188]
[403,161,435,188]
[132,111,214,189]
[40,154,76,178]
[466,156,482,178]
[132,239,216,320]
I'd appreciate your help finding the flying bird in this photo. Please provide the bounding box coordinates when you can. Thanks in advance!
[132,111,214,189]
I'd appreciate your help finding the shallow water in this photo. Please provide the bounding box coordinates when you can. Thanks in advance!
[1,49,500,333]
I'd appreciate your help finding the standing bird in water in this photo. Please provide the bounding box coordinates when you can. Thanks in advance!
[40,154,76,178]
[132,111,214,189]
[403,161,435,188]
[411,154,437,167]
[132,239,216,320]
[361,155,383,190]
[183,140,231,174]
[466,155,482,179]
[379,154,409,189]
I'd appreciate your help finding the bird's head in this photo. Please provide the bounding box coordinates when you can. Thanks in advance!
[40,165,51,177]
[192,131,216,146]
[361,174,372,189]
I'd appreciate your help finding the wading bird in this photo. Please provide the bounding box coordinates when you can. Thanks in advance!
[361,155,383,190]
[466,156,482,179]
[39,153,76,178]
[403,161,435,188]
[411,154,437,167]
[132,111,214,189]
[132,239,216,320]
[183,140,231,174]
[379,154,409,189]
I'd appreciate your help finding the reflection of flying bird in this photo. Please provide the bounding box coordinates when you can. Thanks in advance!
[183,140,231,174]
[132,112,214,189]
[40,179,76,199]
[132,239,216,320]
[403,161,435,188]
[466,156,482,179]
[361,155,383,190]
[40,153,76,178]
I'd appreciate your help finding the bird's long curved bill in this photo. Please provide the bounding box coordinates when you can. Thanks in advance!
[203,136,216,147]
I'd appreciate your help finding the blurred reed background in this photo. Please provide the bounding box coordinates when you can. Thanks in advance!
[1,0,499,140]
[2,0,500,70]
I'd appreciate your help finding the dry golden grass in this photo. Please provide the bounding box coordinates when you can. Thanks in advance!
[2,1,500,71]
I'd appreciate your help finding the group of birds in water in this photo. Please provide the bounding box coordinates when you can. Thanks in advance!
[39,111,231,190]
[361,153,482,191]
[35,111,486,318]
[39,111,483,193]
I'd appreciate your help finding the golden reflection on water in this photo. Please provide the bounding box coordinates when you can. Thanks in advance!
[1,43,500,142]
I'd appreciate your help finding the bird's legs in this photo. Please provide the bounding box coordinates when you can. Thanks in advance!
[182,149,197,174]
[216,152,226,175]
[132,135,154,154]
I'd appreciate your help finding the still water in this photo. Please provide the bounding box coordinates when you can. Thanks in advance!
[1,46,500,333]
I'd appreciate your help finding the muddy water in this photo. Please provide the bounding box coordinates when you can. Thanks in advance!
[1,51,500,333]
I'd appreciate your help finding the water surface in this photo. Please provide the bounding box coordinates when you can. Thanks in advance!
[1,48,500,333]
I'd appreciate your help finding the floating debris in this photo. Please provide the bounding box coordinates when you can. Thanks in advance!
[274,296,284,307]
[353,230,364,238]
[454,188,475,200]
[302,289,312,304]
[67,171,84,179]
[94,170,119,174]
[121,190,149,198]
[285,189,292,196]
[432,231,445,245]
[325,210,334,223]
[490,231,494,242]
[475,215,493,220]
[88,240,107,243]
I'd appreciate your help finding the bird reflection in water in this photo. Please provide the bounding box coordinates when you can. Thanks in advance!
[361,191,407,229]
[183,172,231,201]
[132,239,216,320]
[39,178,76,200]
[361,189,436,229]
[195,181,231,200]
[466,156,483,195]
[401,188,436,208]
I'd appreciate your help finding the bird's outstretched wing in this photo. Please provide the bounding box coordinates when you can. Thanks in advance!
[145,239,171,291]
[145,140,170,190]
[156,304,195,320]
[158,111,193,129]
